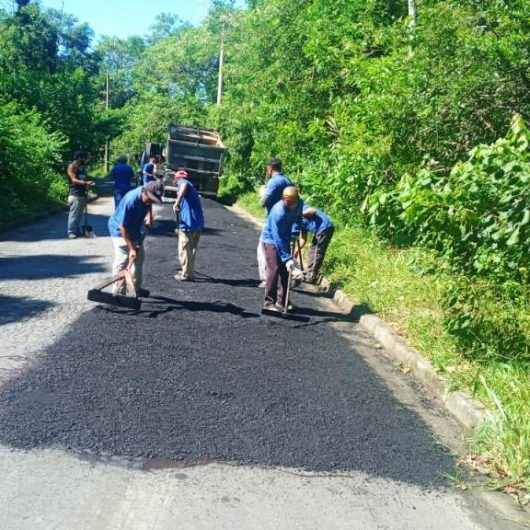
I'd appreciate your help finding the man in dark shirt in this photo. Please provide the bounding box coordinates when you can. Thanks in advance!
[110,155,135,208]
[67,151,94,239]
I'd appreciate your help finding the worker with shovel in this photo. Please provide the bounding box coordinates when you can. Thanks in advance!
[297,207,335,284]
[173,169,204,282]
[261,186,304,313]
[257,158,292,286]
[107,181,164,297]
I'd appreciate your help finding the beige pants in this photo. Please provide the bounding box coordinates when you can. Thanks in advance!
[111,237,144,295]
[178,230,201,279]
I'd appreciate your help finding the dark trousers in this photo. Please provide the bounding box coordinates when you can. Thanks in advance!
[264,243,289,306]
[307,227,334,281]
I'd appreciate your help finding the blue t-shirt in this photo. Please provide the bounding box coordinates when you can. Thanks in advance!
[108,187,149,242]
[262,173,292,213]
[177,179,204,231]
[261,199,304,262]
[143,163,155,185]
[301,208,333,235]
[111,163,135,192]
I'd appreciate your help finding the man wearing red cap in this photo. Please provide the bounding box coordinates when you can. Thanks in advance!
[173,169,204,281]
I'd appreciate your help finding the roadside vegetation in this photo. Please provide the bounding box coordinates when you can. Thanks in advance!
[215,0,530,495]
[1,0,529,496]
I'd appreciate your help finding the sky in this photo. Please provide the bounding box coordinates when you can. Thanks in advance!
[35,0,243,39]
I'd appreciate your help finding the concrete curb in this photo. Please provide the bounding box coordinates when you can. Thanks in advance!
[318,277,491,430]
[226,202,491,431]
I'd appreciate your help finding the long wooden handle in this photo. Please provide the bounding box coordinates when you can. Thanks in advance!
[284,268,292,313]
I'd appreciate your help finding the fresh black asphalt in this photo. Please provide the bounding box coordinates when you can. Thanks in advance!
[0,200,455,486]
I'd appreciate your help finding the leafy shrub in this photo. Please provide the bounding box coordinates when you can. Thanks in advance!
[0,102,65,226]
[443,277,530,364]
[399,115,530,283]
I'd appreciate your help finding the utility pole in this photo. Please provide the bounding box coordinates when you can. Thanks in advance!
[408,0,417,30]
[408,0,417,56]
[216,33,225,106]
[104,72,110,174]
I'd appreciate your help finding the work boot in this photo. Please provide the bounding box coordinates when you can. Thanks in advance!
[175,273,193,282]
[136,288,150,298]
[68,233,78,239]
[263,301,280,312]
[275,303,294,313]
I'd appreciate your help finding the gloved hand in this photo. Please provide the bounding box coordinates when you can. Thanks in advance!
[286,260,304,280]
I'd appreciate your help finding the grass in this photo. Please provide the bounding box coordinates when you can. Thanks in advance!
[236,190,530,499]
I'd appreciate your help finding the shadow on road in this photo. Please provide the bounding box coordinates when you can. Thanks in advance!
[0,295,55,326]
[0,213,110,243]
[0,255,106,281]
[95,295,260,320]
[193,272,261,288]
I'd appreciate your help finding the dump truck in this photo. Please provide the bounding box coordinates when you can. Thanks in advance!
[161,124,227,201]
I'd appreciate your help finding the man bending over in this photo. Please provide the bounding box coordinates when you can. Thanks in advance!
[107,181,164,297]
[261,186,303,312]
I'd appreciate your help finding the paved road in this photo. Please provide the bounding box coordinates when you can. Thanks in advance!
[0,198,523,529]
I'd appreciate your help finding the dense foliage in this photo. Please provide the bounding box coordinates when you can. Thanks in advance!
[207,0,530,368]
[0,3,117,224]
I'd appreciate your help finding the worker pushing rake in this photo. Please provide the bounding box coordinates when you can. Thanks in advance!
[87,181,164,309]
[260,186,307,321]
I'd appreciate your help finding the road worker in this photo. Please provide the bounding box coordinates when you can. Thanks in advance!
[66,151,95,239]
[261,186,304,312]
[297,207,334,284]
[110,155,135,208]
[142,155,157,185]
[173,169,204,282]
[257,158,293,285]
[107,181,164,297]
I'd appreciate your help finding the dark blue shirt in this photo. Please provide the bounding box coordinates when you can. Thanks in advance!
[261,199,304,262]
[177,179,204,231]
[301,208,333,235]
[111,162,135,192]
[108,187,149,242]
[143,163,155,185]
[262,173,292,213]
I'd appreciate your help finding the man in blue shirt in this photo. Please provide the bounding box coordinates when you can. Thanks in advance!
[173,169,204,281]
[257,158,293,285]
[261,186,304,311]
[110,155,135,208]
[142,156,157,185]
[108,181,164,296]
[297,207,335,284]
